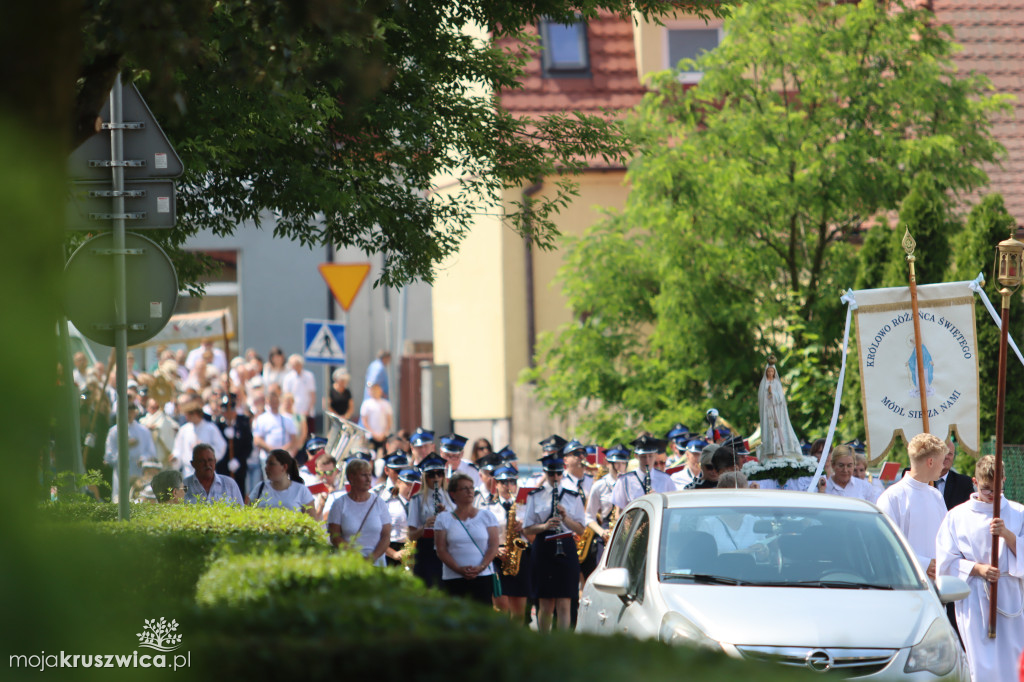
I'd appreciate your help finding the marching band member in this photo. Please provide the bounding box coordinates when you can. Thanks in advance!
[527,435,568,486]
[497,445,518,471]
[384,467,420,567]
[671,438,706,489]
[371,451,409,501]
[611,435,677,512]
[409,427,435,465]
[407,454,455,587]
[522,455,585,632]
[561,440,593,501]
[485,465,531,621]
[474,454,502,507]
[439,433,480,486]
[582,443,630,578]
[665,423,690,469]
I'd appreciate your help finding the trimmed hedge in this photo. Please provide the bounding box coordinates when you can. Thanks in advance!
[190,552,814,682]
[28,502,814,682]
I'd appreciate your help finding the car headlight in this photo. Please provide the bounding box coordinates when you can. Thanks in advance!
[659,612,722,651]
[904,617,958,676]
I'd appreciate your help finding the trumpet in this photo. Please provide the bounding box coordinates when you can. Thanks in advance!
[502,502,529,576]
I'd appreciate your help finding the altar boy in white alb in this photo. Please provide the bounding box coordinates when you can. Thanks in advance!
[875,433,947,579]
[936,455,1024,682]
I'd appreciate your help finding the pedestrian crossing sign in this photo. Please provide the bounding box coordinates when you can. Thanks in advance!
[303,319,346,365]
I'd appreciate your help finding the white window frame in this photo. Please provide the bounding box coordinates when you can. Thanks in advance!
[663,20,724,84]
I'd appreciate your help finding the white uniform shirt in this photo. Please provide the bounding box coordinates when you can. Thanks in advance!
[446,460,481,487]
[282,368,316,416]
[406,489,455,529]
[172,419,227,476]
[104,420,155,480]
[250,479,314,511]
[611,468,676,509]
[937,495,1024,682]
[585,474,618,527]
[824,476,880,504]
[251,409,297,461]
[876,475,947,570]
[521,484,585,530]
[563,472,593,501]
[183,473,243,505]
[435,509,499,580]
[671,465,701,490]
[387,495,411,542]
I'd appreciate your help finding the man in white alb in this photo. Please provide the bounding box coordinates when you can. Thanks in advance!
[875,433,947,579]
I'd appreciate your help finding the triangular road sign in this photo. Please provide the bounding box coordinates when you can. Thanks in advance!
[319,262,371,312]
[68,81,184,181]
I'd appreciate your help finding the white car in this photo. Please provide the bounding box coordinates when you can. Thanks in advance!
[577,490,970,680]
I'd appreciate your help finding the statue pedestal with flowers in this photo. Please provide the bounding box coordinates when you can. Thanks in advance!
[741,456,819,490]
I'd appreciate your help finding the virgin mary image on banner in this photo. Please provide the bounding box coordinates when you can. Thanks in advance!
[757,356,802,461]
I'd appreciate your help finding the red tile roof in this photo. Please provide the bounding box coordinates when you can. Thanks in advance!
[933,2,1024,222]
[496,12,645,169]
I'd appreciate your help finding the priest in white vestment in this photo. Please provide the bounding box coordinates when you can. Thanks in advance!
[936,455,1024,682]
[876,433,947,578]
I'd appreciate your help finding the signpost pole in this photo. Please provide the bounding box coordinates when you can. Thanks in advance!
[111,75,131,521]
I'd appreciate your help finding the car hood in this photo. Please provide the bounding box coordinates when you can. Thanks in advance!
[660,585,935,648]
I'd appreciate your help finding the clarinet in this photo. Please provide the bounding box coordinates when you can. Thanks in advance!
[551,484,566,557]
[433,482,444,515]
[643,466,652,495]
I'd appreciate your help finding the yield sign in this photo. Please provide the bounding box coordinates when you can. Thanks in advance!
[319,262,371,312]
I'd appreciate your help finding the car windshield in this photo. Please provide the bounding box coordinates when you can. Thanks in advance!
[658,506,924,590]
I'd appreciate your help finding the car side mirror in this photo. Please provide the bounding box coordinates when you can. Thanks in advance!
[593,567,631,596]
[934,575,969,604]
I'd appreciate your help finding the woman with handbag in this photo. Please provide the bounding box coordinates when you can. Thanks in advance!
[434,472,500,605]
[326,458,391,566]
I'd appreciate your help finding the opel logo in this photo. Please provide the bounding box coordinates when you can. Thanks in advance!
[805,649,834,673]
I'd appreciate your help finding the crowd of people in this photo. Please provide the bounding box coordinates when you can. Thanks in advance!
[69,342,1024,675]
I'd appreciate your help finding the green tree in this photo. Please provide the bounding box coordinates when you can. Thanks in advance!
[949,194,1024,447]
[527,0,1009,443]
[65,0,734,287]
[883,172,962,286]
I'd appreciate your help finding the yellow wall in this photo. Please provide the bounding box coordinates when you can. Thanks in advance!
[632,10,724,84]
[432,170,630,422]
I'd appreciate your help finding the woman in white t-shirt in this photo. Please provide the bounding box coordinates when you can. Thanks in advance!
[435,472,499,605]
[327,458,391,566]
[249,449,315,518]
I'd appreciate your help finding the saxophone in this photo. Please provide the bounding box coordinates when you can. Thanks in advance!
[502,502,529,576]
[578,503,619,562]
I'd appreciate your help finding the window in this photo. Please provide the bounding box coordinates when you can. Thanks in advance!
[540,17,590,77]
[605,508,650,601]
[666,26,721,83]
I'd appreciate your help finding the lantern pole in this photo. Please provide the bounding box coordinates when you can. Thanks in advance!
[990,229,1024,638]
[903,230,930,432]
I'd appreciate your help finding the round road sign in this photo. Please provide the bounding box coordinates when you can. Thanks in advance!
[64,231,178,346]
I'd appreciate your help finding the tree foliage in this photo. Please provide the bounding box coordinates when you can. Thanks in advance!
[70,0,733,287]
[949,194,1024,443]
[526,0,1010,444]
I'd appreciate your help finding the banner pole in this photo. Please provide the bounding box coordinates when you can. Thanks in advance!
[903,230,930,433]
[990,288,1010,638]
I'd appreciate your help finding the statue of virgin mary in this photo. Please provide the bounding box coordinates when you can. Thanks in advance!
[757,356,802,461]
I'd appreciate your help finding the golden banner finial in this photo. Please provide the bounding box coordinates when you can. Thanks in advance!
[902,229,916,258]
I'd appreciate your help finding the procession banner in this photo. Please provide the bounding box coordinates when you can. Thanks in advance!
[854,281,980,460]
[136,308,234,347]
